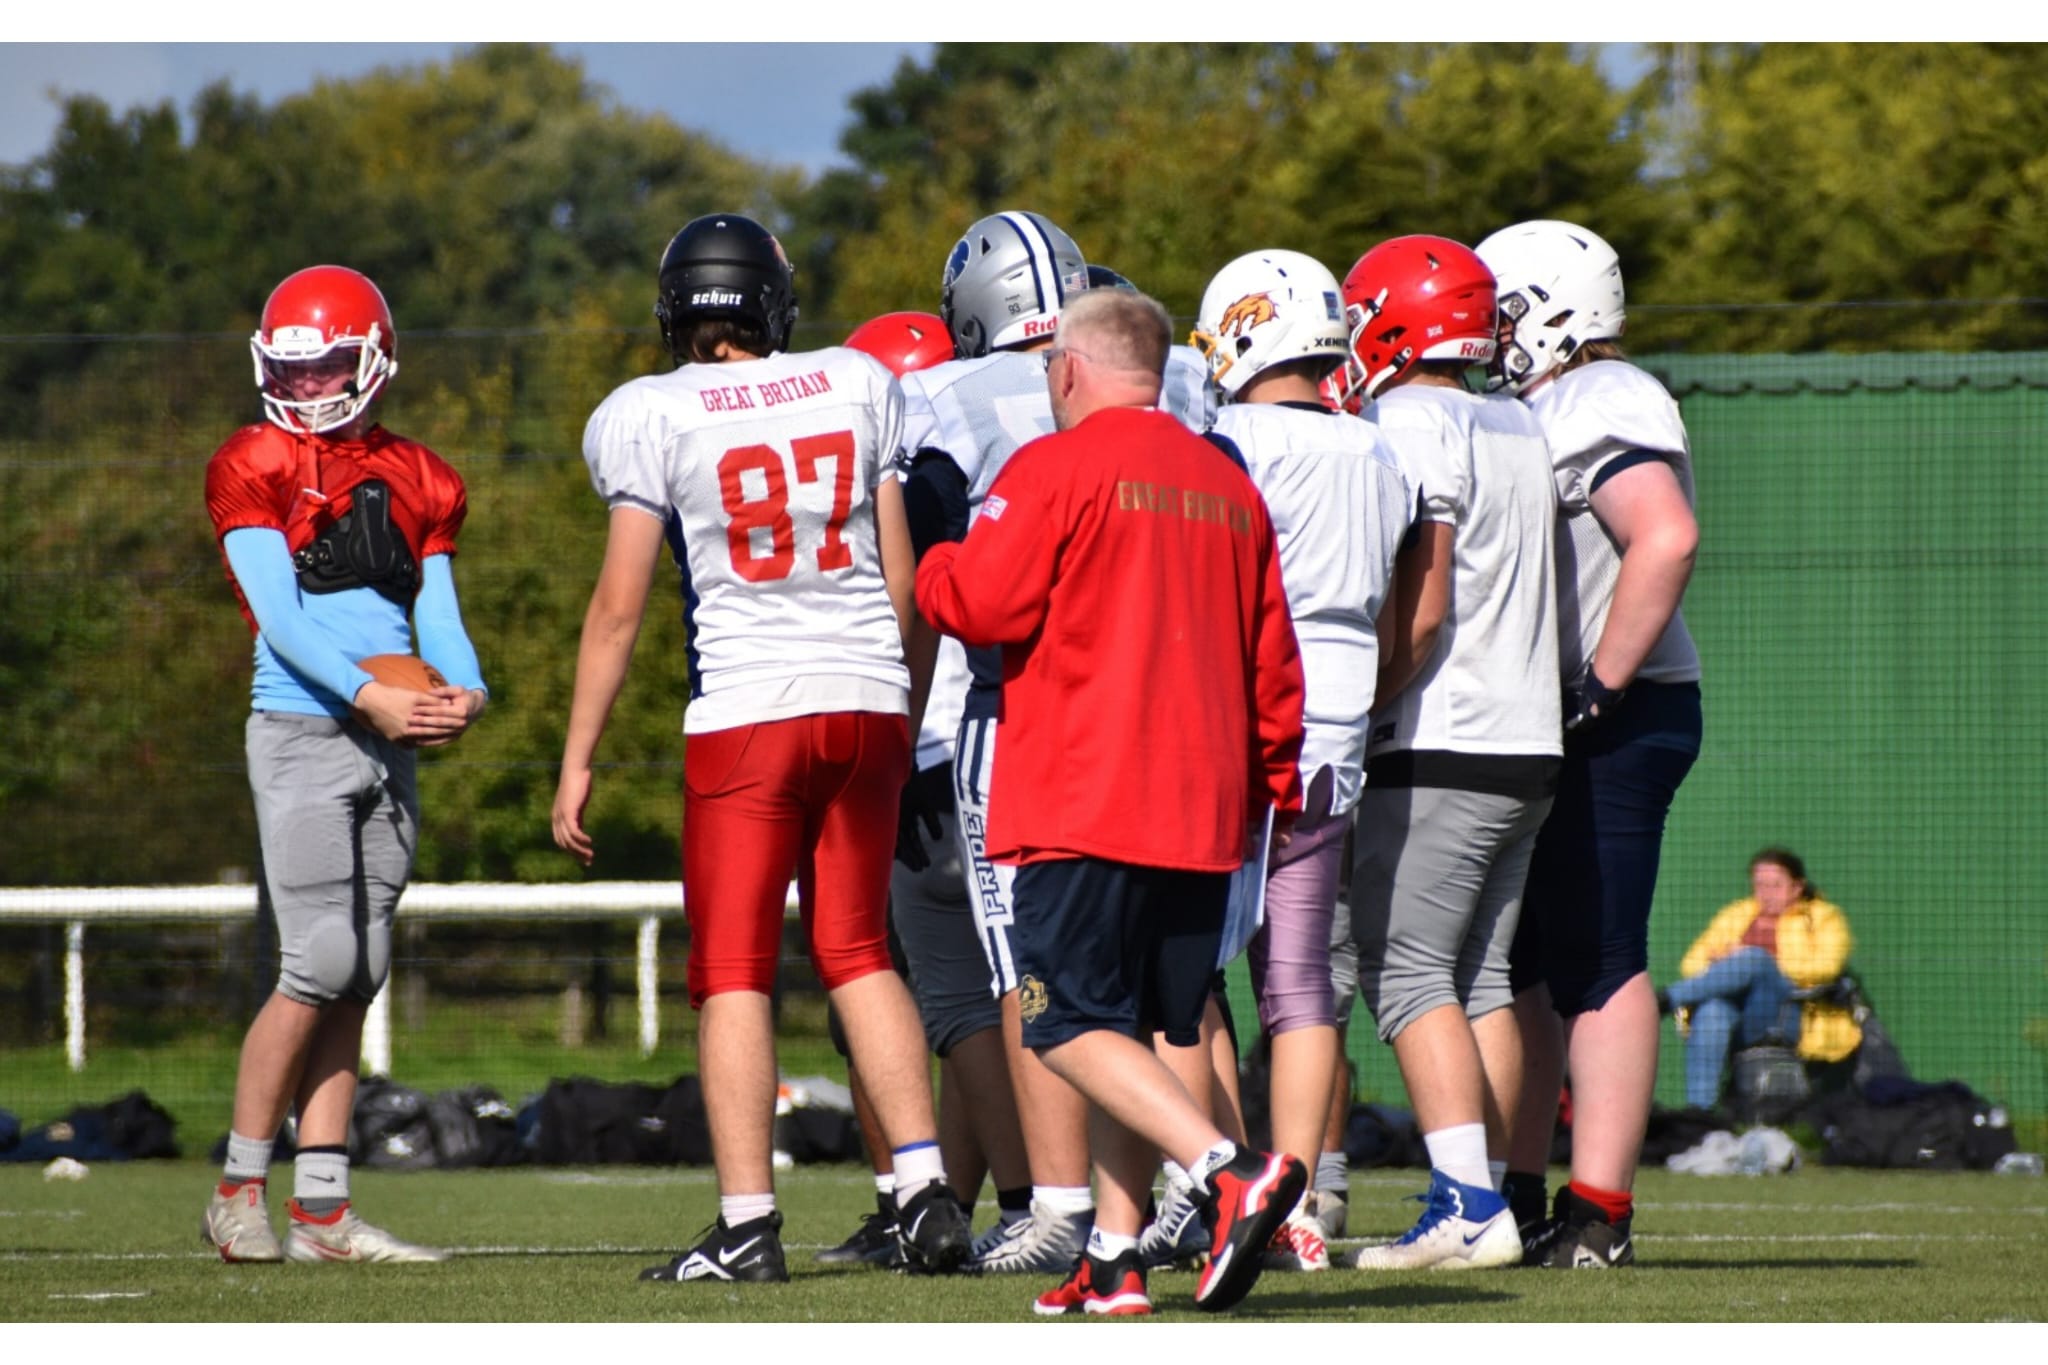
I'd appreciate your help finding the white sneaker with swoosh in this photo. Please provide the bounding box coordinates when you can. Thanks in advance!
[283,1204,447,1264]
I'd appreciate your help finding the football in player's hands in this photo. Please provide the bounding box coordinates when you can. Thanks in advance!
[358,654,448,692]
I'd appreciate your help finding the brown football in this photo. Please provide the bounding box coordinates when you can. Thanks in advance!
[358,653,449,692]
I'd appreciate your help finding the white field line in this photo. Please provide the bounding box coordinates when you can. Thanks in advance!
[5,1229,2041,1265]
[1648,1201,2047,1215]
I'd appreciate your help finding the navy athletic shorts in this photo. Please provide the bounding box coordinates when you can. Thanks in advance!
[1010,856,1227,1050]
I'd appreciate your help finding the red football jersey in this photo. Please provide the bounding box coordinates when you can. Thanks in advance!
[204,422,468,635]
[916,405,1305,873]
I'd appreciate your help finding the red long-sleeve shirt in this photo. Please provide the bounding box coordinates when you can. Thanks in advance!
[916,404,1304,872]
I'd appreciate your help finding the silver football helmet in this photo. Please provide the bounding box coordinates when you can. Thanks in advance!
[939,211,1089,359]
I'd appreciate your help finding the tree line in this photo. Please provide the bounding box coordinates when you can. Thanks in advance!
[6,43,2048,358]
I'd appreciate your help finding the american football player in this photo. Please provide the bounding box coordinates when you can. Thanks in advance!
[1337,235,1562,1272]
[552,213,971,1283]
[1477,219,1701,1270]
[202,264,487,1265]
[1191,248,1414,1272]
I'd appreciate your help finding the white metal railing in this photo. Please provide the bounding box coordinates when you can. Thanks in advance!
[0,881,800,1074]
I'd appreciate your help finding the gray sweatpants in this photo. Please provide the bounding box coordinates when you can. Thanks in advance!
[1350,784,1552,1043]
[247,710,418,1006]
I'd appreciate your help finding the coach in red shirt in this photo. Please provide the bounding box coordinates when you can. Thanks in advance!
[916,288,1307,1316]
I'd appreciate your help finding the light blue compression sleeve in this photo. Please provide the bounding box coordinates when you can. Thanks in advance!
[414,554,487,694]
[223,527,374,706]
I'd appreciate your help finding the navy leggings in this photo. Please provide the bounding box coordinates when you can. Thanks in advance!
[1511,682,1701,1015]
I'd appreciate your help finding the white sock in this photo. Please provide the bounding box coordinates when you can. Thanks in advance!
[1087,1226,1139,1258]
[721,1192,776,1226]
[1421,1123,1491,1189]
[1035,1184,1094,1216]
[1190,1140,1240,1192]
[891,1140,945,1194]
[874,1172,895,1200]
[223,1131,273,1186]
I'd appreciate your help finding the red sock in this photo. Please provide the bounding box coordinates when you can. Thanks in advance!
[287,1198,349,1225]
[1567,1180,1633,1223]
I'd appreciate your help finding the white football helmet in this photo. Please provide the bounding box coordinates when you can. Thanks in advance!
[939,211,1089,358]
[1474,219,1625,394]
[1191,250,1349,398]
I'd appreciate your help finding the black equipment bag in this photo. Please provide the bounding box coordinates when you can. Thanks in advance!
[532,1075,712,1166]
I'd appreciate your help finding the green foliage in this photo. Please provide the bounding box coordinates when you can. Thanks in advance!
[1652,43,2048,350]
[806,43,1657,324]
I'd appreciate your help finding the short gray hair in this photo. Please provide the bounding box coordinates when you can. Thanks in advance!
[1060,288,1170,380]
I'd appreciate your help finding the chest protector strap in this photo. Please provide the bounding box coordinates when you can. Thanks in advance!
[292,479,419,607]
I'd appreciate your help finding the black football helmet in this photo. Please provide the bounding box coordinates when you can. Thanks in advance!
[653,213,799,361]
[1086,265,1138,292]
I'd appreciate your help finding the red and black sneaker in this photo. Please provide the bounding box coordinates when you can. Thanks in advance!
[1193,1148,1306,1312]
[1033,1249,1152,1317]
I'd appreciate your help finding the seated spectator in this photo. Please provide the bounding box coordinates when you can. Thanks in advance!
[1663,848,1861,1110]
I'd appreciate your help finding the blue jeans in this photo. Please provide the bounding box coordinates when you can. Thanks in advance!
[1668,946,1798,1108]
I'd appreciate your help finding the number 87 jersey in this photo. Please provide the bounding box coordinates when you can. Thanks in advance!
[581,345,912,735]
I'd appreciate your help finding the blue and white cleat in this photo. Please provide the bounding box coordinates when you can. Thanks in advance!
[1348,1170,1520,1270]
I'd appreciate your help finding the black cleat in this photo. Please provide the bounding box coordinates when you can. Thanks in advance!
[816,1207,905,1268]
[1536,1187,1634,1269]
[640,1212,789,1283]
[895,1180,972,1275]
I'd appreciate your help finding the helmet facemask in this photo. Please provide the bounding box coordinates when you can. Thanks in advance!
[251,324,394,435]
[1342,288,1406,404]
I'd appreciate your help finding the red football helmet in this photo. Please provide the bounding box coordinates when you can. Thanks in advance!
[1338,236,1497,405]
[844,310,955,375]
[250,265,398,434]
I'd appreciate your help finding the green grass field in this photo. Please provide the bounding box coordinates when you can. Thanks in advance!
[4,1160,2044,1323]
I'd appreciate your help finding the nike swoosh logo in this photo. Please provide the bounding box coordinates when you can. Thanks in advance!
[717,1236,763,1266]
[1462,1229,1492,1247]
[307,1174,337,1183]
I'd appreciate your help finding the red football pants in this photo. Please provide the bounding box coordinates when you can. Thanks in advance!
[681,709,908,1005]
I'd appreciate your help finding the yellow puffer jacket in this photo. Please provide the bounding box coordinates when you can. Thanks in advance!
[1678,897,1862,1063]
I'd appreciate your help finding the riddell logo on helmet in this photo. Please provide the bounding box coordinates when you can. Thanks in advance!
[1457,340,1489,357]
[1022,317,1058,338]
[691,288,745,308]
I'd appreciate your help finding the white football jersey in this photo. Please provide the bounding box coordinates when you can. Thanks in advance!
[1213,401,1413,815]
[898,350,1059,740]
[1369,384,1561,759]
[1528,359,1702,686]
[582,346,909,735]
[1164,342,1220,432]
[900,349,1057,511]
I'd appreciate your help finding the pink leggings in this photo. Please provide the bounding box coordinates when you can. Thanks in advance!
[1247,805,1347,1035]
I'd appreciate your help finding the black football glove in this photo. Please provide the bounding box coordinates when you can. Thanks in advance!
[1562,667,1627,737]
[894,775,947,872]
